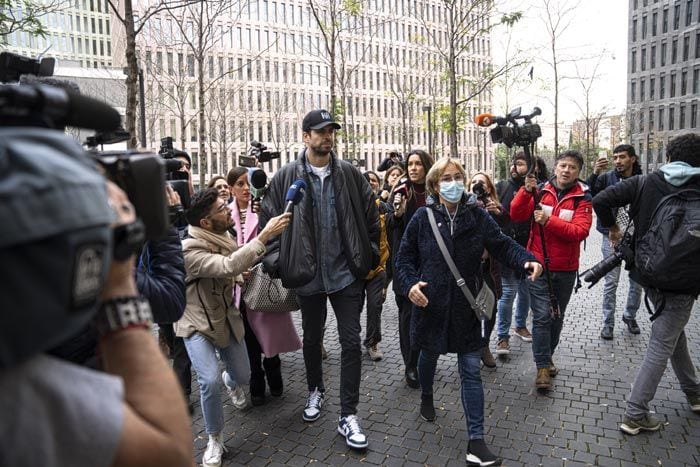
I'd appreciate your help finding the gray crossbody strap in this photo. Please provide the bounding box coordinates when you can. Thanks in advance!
[426,208,481,316]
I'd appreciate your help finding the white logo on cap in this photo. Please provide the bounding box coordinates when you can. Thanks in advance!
[321,111,332,120]
[73,245,105,307]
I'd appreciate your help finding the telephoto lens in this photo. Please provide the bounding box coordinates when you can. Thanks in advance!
[582,252,624,286]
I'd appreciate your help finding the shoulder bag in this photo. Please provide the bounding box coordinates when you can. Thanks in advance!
[426,208,495,338]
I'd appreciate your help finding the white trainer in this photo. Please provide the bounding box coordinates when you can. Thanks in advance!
[222,370,249,410]
[202,433,227,467]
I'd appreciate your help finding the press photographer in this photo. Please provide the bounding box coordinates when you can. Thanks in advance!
[0,52,192,466]
[592,133,700,435]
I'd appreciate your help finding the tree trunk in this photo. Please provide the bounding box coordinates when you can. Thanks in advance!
[448,52,459,162]
[124,0,138,149]
[197,56,206,188]
[552,39,559,155]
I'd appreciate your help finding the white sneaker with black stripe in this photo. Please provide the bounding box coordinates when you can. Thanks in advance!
[302,388,325,422]
[337,414,368,449]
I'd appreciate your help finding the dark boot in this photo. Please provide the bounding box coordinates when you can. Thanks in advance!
[420,393,435,422]
[249,370,266,406]
[263,356,283,397]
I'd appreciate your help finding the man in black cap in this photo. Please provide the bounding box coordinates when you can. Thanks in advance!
[260,109,379,450]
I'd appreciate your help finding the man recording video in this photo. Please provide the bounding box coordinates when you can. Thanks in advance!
[593,133,700,435]
[586,145,644,340]
[0,134,193,466]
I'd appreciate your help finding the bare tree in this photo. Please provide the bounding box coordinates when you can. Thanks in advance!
[539,0,580,155]
[570,52,610,176]
[415,0,521,159]
[107,0,198,149]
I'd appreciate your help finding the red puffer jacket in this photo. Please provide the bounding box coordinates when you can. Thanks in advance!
[510,181,593,271]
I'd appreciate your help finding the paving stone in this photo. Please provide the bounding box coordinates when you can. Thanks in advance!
[181,232,700,466]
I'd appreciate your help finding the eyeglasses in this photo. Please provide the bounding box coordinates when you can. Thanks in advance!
[439,174,465,183]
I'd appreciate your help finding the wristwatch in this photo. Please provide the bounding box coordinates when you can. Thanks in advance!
[95,296,153,336]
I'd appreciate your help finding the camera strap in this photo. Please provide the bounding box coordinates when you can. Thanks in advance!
[532,189,560,318]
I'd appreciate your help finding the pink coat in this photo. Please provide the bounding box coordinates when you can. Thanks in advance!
[230,198,302,356]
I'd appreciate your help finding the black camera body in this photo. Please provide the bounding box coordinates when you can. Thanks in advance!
[251,140,281,163]
[158,136,191,211]
[489,107,542,148]
[472,181,488,201]
[582,232,635,287]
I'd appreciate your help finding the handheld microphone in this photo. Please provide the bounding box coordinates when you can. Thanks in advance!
[283,179,307,214]
[474,113,496,127]
[249,168,267,200]
[393,178,409,210]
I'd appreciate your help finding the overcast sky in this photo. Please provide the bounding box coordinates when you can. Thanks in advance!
[491,0,628,129]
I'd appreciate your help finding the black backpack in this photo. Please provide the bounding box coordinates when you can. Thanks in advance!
[634,187,700,295]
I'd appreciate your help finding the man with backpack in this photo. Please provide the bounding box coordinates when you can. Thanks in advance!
[593,132,700,435]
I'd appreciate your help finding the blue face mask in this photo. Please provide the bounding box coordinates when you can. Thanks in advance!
[439,180,464,203]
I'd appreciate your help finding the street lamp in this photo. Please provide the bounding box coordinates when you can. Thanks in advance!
[422,104,433,156]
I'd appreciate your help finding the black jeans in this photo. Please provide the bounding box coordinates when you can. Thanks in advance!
[158,323,192,397]
[363,271,386,347]
[297,280,365,416]
[395,293,419,370]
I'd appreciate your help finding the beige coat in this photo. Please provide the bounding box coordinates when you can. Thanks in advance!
[175,225,266,348]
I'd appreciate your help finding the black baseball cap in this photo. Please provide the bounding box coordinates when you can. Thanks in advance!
[302,109,341,132]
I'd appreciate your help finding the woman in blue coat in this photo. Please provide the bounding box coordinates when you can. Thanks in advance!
[395,157,542,467]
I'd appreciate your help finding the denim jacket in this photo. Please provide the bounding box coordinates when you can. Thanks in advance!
[295,160,355,296]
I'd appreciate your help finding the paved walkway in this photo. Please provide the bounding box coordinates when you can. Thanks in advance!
[189,231,700,466]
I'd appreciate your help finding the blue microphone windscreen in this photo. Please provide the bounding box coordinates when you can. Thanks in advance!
[285,179,307,203]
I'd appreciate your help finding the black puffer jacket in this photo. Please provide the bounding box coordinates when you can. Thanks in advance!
[136,226,186,323]
[259,150,380,289]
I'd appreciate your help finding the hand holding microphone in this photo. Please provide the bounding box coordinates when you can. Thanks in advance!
[256,179,306,244]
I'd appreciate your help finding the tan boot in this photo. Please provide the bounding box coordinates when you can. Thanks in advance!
[549,359,559,377]
[535,368,551,390]
[481,347,497,368]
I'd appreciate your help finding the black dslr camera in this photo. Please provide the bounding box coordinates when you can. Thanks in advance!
[582,231,635,287]
[159,136,191,211]
[489,107,543,148]
[471,181,488,201]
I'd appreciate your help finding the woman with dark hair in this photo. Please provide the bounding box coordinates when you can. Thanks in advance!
[225,167,301,406]
[470,171,509,369]
[207,175,231,203]
[389,149,434,388]
[382,165,405,200]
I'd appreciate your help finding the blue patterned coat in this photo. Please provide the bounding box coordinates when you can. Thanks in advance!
[394,195,536,355]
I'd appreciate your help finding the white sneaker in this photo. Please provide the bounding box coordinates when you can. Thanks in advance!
[222,370,248,410]
[337,414,368,449]
[302,388,325,422]
[367,344,383,361]
[202,433,227,467]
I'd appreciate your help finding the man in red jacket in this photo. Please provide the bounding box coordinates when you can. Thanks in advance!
[510,150,593,391]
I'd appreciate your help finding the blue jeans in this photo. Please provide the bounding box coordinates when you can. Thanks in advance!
[626,290,700,419]
[601,235,643,326]
[418,350,484,439]
[184,332,251,435]
[528,271,576,368]
[496,267,530,339]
